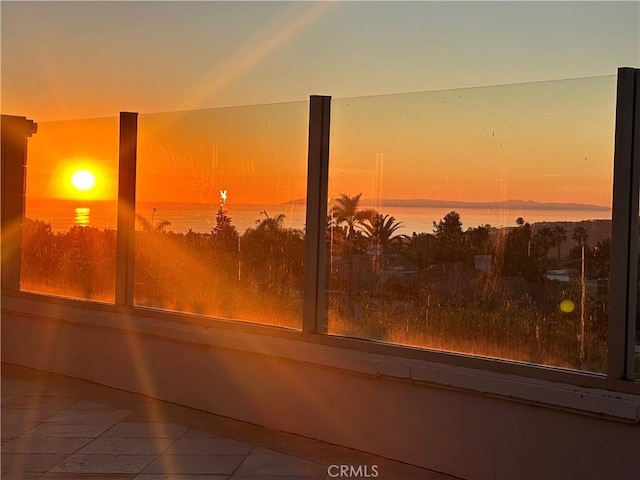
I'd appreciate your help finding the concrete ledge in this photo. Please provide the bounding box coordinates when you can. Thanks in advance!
[3,293,640,480]
[2,294,639,422]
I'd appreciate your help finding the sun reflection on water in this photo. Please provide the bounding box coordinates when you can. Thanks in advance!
[74,207,90,226]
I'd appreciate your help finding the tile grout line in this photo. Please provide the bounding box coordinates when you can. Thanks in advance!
[227,443,258,479]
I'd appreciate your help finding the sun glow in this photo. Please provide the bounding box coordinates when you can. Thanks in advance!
[71,169,96,192]
[47,160,114,201]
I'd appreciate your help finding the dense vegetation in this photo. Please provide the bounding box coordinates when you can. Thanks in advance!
[20,193,633,373]
[326,194,612,372]
[21,205,305,327]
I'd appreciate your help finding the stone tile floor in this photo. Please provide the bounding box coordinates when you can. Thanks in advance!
[1,363,460,480]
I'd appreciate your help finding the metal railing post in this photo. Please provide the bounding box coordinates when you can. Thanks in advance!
[115,112,138,306]
[609,68,639,383]
[1,115,37,290]
[303,96,331,333]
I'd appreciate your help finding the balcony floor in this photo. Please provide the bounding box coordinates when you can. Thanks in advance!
[1,363,459,480]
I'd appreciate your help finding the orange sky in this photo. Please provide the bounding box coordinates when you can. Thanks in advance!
[26,117,120,202]
[25,76,616,208]
[328,75,616,207]
[7,2,635,210]
[25,102,310,205]
[3,2,638,123]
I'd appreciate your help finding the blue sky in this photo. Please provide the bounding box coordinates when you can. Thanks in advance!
[2,1,639,120]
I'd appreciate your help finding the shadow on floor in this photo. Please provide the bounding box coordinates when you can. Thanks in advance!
[1,363,460,480]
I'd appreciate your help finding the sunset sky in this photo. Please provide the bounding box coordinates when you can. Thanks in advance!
[2,1,639,206]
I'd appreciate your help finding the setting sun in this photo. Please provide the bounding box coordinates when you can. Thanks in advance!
[46,159,113,201]
[71,169,96,192]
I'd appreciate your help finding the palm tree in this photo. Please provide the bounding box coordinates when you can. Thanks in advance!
[534,226,554,259]
[333,193,364,239]
[241,211,304,294]
[361,213,407,253]
[551,225,567,261]
[136,212,171,233]
[355,208,378,227]
[572,225,589,248]
[254,211,286,233]
[331,193,373,294]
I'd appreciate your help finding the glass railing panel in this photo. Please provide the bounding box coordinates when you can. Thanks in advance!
[327,76,616,373]
[21,116,119,301]
[135,102,308,328]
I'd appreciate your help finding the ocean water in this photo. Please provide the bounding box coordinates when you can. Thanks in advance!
[25,199,611,235]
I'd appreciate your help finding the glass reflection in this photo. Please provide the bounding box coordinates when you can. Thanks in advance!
[134,102,308,328]
[327,76,616,372]
[21,117,118,301]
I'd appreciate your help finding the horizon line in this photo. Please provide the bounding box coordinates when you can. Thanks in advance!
[28,197,612,211]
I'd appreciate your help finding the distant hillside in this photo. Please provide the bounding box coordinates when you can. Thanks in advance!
[284,197,610,211]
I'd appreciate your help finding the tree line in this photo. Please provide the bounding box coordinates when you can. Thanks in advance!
[328,193,611,282]
[20,193,626,371]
